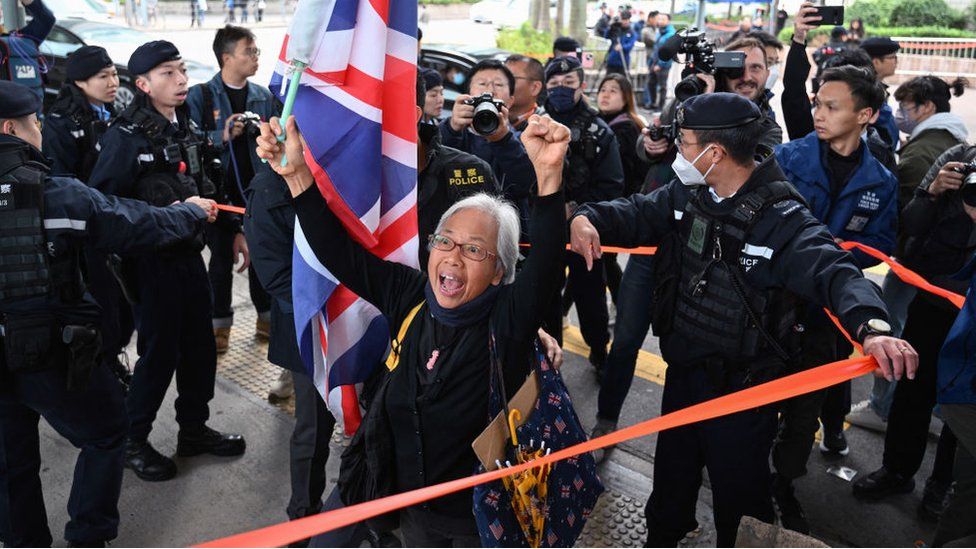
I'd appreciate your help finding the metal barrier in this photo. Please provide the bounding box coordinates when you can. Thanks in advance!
[892,37,976,81]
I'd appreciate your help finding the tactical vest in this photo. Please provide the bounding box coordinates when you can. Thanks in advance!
[50,87,110,181]
[670,181,804,365]
[0,35,44,107]
[121,104,216,198]
[564,107,604,198]
[0,145,50,301]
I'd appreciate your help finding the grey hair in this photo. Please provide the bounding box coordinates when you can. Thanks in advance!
[434,193,521,285]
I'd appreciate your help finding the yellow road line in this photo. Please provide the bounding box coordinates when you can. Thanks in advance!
[562,325,667,385]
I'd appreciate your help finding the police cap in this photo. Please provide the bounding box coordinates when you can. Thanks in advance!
[66,46,115,82]
[421,67,442,91]
[675,92,761,130]
[553,36,581,54]
[0,81,41,119]
[860,37,900,59]
[544,55,582,82]
[128,40,182,76]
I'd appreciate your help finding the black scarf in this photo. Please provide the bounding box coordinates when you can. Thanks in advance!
[423,281,501,328]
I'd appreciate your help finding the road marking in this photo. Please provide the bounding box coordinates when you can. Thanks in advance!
[562,325,667,385]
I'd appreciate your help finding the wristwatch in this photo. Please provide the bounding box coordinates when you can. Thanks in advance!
[857,318,892,341]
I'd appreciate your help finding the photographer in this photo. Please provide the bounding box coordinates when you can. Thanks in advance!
[851,144,976,513]
[186,25,280,358]
[637,35,782,175]
[439,59,536,222]
[604,9,637,76]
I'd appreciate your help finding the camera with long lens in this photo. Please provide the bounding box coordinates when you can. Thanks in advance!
[463,93,507,136]
[952,160,976,206]
[658,28,747,102]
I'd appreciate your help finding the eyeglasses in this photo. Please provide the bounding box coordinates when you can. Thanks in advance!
[428,234,497,262]
[242,47,261,58]
[898,102,919,113]
[471,79,509,90]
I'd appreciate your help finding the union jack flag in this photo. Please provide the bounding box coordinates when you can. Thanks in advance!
[483,490,500,508]
[272,0,419,434]
[547,392,562,406]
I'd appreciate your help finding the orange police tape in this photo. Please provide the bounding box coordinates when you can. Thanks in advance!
[196,357,877,548]
[195,240,964,548]
[216,204,246,215]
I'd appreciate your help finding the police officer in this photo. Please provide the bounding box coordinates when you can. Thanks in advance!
[860,37,901,150]
[88,41,246,483]
[42,46,135,396]
[42,46,118,180]
[542,55,624,367]
[417,72,498,267]
[0,0,54,108]
[0,80,216,547]
[569,92,918,547]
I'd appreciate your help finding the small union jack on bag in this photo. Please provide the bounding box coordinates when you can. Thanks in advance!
[472,339,604,547]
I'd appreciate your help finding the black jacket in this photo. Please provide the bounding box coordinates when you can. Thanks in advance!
[901,144,976,305]
[243,170,304,372]
[418,123,499,265]
[544,99,625,205]
[293,184,565,530]
[602,111,650,197]
[42,84,115,182]
[575,154,888,366]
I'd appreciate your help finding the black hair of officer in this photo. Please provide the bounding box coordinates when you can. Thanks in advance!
[465,58,516,97]
[676,92,763,164]
[818,65,887,114]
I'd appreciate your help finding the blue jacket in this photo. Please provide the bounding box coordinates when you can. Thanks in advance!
[875,104,900,151]
[937,255,976,405]
[185,72,281,188]
[604,26,637,68]
[774,131,898,269]
[0,0,55,107]
[653,24,676,69]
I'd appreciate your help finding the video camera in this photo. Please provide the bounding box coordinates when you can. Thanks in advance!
[952,160,976,206]
[658,28,747,102]
[463,93,506,136]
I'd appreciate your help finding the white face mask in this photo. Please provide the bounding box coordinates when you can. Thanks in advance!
[765,64,780,90]
[671,145,716,186]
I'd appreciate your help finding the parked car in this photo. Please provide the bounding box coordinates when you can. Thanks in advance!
[38,0,115,21]
[39,19,215,111]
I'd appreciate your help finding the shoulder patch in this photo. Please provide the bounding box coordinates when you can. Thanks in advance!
[772,199,803,218]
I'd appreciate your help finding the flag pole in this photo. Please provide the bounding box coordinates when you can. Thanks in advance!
[278,60,308,167]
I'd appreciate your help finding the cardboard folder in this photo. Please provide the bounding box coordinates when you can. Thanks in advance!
[471,370,540,471]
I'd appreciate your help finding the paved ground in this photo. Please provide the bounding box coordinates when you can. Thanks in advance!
[28,259,946,548]
[19,12,964,548]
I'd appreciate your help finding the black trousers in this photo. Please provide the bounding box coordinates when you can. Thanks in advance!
[644,366,777,547]
[85,251,134,367]
[566,253,610,355]
[287,371,335,520]
[126,254,217,441]
[399,507,481,548]
[772,324,847,481]
[206,221,271,328]
[884,296,958,478]
[0,363,127,546]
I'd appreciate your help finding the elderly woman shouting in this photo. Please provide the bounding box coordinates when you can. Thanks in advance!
[256,114,570,546]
